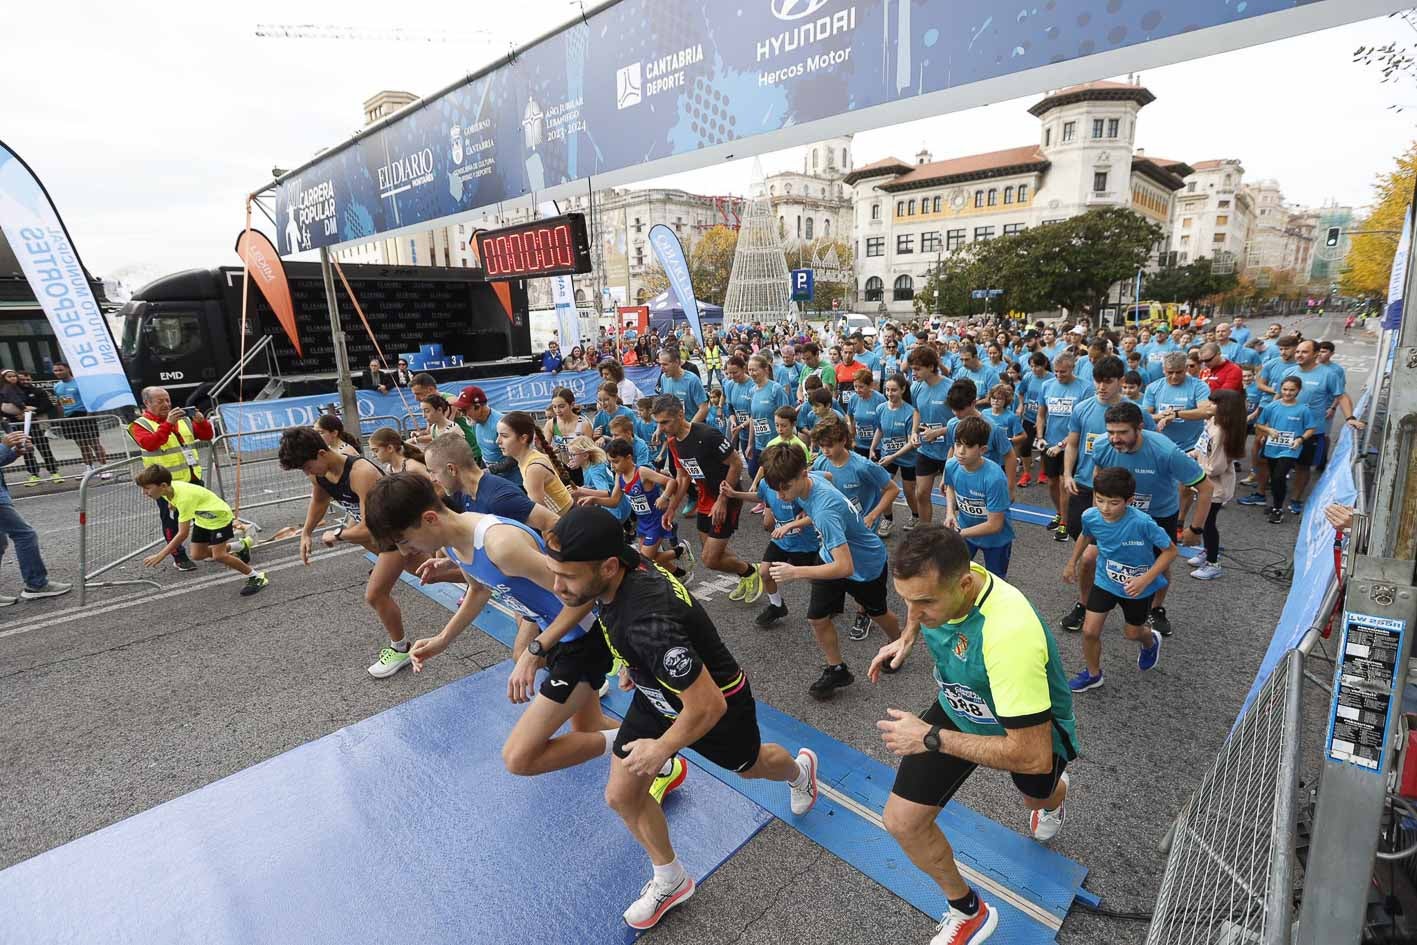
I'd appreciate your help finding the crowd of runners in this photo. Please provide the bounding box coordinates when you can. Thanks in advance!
[74,310,1358,945]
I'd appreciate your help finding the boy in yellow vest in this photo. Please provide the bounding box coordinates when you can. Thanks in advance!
[135,466,268,595]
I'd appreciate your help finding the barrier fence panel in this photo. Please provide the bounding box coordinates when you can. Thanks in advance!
[1147,649,1304,945]
[76,455,169,605]
[7,413,129,483]
[207,432,326,519]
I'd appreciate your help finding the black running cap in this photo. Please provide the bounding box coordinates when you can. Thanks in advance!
[549,506,639,566]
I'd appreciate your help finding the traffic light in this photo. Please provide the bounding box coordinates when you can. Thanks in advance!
[1326,226,1341,248]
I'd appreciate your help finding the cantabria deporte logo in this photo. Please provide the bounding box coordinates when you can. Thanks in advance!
[617,62,642,109]
[772,0,832,20]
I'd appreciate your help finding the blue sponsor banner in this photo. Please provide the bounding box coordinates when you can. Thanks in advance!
[218,366,662,453]
[1234,409,1362,727]
[1384,205,1410,331]
[274,0,1314,255]
[648,224,702,344]
[0,142,135,411]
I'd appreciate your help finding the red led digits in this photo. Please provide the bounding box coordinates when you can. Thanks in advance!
[474,214,590,281]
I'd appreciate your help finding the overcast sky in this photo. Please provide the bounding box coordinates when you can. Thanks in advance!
[2,2,1411,287]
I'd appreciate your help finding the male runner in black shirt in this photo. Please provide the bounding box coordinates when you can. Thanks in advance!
[546,506,820,931]
[651,394,763,602]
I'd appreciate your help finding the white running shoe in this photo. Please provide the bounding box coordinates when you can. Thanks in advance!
[1185,553,1206,567]
[367,646,412,678]
[1028,772,1068,842]
[623,874,695,930]
[790,748,819,815]
[1190,562,1223,581]
[930,901,998,945]
[877,518,894,538]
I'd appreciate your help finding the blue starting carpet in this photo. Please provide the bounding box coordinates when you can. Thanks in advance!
[402,567,1098,944]
[0,662,771,945]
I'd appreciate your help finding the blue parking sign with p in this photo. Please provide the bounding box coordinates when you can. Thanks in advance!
[790,269,814,301]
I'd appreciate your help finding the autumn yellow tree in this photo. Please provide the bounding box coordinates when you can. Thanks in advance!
[1341,142,1417,298]
[639,225,740,306]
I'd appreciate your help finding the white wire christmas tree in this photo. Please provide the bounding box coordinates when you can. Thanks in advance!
[723,160,793,325]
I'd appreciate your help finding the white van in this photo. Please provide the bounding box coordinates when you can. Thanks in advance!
[837,312,877,337]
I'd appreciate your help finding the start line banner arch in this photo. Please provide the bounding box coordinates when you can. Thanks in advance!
[265,0,1404,257]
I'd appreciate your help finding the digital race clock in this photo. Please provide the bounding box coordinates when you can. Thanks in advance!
[472,213,593,281]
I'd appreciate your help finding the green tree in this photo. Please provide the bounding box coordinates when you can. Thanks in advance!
[1038,208,1165,320]
[1144,257,1239,309]
[638,224,740,306]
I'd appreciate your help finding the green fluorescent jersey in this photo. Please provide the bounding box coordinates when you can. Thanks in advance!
[921,564,1080,760]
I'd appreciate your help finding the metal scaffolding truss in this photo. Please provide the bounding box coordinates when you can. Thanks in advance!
[724,183,793,325]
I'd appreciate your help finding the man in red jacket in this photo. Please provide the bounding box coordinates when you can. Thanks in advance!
[1198,343,1242,394]
[128,386,215,571]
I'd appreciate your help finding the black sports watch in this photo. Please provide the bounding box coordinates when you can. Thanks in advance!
[527,639,549,659]
[923,725,942,753]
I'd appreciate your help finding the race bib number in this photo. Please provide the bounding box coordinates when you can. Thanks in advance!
[1084,432,1102,455]
[856,421,877,438]
[636,684,679,718]
[882,437,906,454]
[1129,493,1152,511]
[1023,401,1039,419]
[340,499,363,521]
[937,680,998,725]
[1046,397,1074,417]
[956,495,988,518]
[1270,430,1297,449]
[1104,559,1150,588]
[846,496,863,516]
[752,417,771,436]
[629,493,652,515]
[921,421,945,434]
[679,457,706,480]
[490,583,540,620]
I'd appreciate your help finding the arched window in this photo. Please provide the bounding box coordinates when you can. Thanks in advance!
[842,147,848,169]
[987,188,998,206]
[864,276,884,302]
[805,217,814,239]
[1004,186,1014,204]
[574,288,586,303]
[796,215,802,238]
[933,196,942,213]
[871,203,881,221]
[907,199,916,215]
[1017,183,1029,203]
[974,190,984,208]
[893,274,915,301]
[823,218,831,237]
[897,201,906,216]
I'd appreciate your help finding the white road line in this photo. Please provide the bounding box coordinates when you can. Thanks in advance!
[0,545,367,640]
[817,783,1064,931]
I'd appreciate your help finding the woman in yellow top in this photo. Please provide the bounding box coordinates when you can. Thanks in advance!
[499,410,574,516]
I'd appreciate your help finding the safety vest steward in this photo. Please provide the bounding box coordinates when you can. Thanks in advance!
[132,415,203,481]
[704,345,723,370]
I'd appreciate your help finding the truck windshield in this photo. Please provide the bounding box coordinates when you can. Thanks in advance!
[119,307,142,359]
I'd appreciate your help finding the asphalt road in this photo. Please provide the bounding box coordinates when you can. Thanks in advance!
[0,314,1374,945]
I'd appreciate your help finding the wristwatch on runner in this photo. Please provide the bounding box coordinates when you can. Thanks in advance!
[527,638,549,659]
[923,725,942,753]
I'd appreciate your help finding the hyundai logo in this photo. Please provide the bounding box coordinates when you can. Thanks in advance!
[772,0,831,21]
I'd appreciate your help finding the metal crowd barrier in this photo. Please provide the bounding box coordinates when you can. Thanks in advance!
[207,431,322,518]
[7,413,130,483]
[75,454,177,605]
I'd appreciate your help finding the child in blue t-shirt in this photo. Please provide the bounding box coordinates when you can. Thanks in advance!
[986,382,1026,456]
[705,387,732,439]
[579,438,690,580]
[1256,376,1318,524]
[942,416,1014,577]
[607,415,653,468]
[1062,466,1176,692]
[719,475,821,629]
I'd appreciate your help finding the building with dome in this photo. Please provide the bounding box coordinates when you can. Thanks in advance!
[763,135,856,252]
[846,78,1191,318]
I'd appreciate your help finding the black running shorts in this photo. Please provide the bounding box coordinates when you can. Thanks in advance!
[540,630,613,704]
[614,681,762,773]
[1085,584,1153,626]
[696,498,742,541]
[891,702,1067,807]
[807,561,890,620]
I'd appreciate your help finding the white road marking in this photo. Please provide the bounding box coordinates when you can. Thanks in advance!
[0,545,367,640]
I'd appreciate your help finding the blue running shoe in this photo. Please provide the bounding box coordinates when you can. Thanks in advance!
[1138,630,1162,671]
[1068,668,1104,692]
[1236,493,1268,507]
[1287,500,1302,516]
